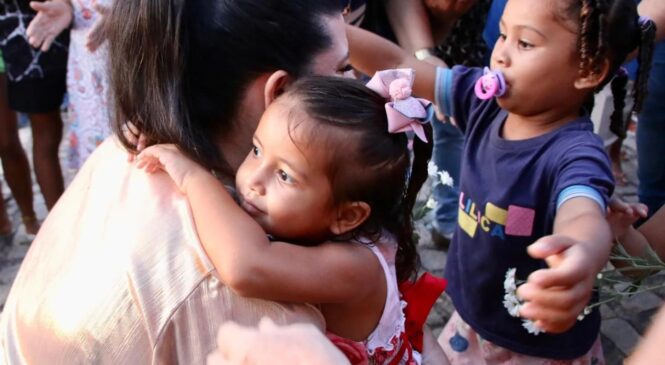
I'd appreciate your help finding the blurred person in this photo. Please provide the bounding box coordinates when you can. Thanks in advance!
[0,0,70,234]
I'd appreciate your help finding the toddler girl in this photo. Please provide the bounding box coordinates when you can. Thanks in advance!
[137,73,447,365]
[347,0,655,363]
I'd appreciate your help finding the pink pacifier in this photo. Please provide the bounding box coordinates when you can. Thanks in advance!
[474,67,507,100]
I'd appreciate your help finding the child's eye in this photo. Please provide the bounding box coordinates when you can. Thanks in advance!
[337,64,353,74]
[277,170,294,184]
[518,40,534,49]
[498,32,507,41]
[252,145,261,157]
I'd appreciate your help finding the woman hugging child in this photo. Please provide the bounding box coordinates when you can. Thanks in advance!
[347,0,655,363]
[137,72,447,364]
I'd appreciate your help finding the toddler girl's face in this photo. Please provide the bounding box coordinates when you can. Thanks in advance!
[490,0,587,117]
[235,99,339,242]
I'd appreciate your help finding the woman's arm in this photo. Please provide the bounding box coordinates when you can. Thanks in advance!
[639,0,665,42]
[137,145,384,304]
[347,25,440,102]
[517,197,612,333]
[632,205,665,260]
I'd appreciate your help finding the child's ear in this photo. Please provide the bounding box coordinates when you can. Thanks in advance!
[264,70,292,107]
[574,59,610,90]
[330,201,371,236]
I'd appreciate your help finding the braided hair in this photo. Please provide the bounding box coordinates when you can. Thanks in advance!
[562,0,656,124]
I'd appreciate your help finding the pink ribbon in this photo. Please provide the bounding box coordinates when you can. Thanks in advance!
[365,69,432,143]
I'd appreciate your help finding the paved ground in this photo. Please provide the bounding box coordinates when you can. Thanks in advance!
[0,125,662,364]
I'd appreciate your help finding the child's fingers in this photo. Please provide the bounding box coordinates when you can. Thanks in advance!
[609,198,632,213]
[517,281,588,311]
[633,203,649,218]
[527,235,573,260]
[137,134,148,152]
[518,303,580,333]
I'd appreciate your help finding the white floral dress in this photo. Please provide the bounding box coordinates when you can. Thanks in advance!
[326,240,421,365]
[66,0,113,171]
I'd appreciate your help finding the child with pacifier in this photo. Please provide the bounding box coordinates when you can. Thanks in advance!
[347,0,656,363]
[136,74,448,365]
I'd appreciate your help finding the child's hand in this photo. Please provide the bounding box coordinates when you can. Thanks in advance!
[607,198,648,239]
[136,144,206,194]
[517,235,596,333]
[123,121,148,161]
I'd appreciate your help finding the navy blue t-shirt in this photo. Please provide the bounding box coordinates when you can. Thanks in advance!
[437,66,614,359]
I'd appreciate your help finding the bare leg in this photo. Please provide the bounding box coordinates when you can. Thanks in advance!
[0,74,38,234]
[29,111,64,211]
[0,183,12,235]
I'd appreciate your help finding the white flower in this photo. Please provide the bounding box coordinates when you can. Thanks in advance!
[504,268,517,292]
[503,293,521,317]
[425,197,437,209]
[427,161,439,177]
[522,320,544,335]
[438,170,454,187]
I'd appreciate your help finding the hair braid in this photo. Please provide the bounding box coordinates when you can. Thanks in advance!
[394,125,433,281]
[609,68,629,140]
[632,17,657,114]
[578,0,595,75]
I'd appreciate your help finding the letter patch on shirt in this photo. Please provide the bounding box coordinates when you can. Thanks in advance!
[458,193,535,240]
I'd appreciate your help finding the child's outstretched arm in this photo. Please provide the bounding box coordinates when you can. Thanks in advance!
[516,197,612,333]
[136,145,384,305]
[347,25,440,102]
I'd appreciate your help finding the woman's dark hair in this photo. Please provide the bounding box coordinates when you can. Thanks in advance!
[108,0,341,172]
[560,0,656,119]
[284,76,432,282]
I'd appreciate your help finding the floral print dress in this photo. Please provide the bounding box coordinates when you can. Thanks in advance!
[66,0,112,171]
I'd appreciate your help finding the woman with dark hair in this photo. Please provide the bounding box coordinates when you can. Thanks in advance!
[0,1,352,363]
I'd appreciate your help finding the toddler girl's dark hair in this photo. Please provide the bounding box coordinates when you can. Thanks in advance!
[285,76,432,282]
[559,0,656,120]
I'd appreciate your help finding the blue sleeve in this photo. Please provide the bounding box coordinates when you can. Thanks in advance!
[435,65,489,133]
[552,141,614,214]
[557,185,606,212]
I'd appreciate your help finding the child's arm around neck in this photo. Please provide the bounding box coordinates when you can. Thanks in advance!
[136,144,385,306]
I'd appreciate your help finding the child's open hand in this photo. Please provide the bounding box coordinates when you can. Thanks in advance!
[136,144,206,194]
[607,198,648,239]
[516,235,596,333]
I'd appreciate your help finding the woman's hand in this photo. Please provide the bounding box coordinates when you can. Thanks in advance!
[27,0,73,52]
[85,3,110,52]
[136,144,208,194]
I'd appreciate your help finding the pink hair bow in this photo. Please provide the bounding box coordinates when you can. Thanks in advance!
[366,68,433,142]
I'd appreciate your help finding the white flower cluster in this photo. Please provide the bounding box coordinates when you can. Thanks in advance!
[503,268,544,336]
[427,161,454,188]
